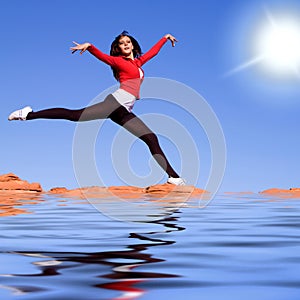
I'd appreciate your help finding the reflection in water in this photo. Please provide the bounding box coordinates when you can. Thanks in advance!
[0,191,42,217]
[8,214,185,300]
[2,194,300,299]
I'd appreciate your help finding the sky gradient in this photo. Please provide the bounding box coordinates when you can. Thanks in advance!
[1,0,300,192]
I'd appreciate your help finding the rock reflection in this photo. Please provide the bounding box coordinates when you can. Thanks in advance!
[10,214,185,299]
[0,191,42,217]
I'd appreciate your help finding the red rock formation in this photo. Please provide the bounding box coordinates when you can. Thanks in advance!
[145,184,205,194]
[0,173,209,217]
[0,173,207,198]
[0,173,42,192]
[0,173,43,217]
[260,188,300,198]
[48,184,207,199]
[49,187,69,194]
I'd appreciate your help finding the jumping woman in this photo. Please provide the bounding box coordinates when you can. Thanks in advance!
[8,31,185,185]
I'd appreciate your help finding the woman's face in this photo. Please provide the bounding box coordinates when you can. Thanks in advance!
[118,36,134,56]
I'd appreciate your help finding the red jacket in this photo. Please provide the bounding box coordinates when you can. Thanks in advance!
[88,37,167,99]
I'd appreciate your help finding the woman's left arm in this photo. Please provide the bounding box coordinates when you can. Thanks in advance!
[164,34,178,47]
[138,34,178,66]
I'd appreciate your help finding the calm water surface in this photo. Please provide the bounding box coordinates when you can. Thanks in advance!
[1,192,300,300]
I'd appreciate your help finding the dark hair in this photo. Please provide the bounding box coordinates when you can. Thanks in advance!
[110,31,142,81]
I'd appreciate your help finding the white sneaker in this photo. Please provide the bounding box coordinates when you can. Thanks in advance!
[167,177,186,186]
[8,106,32,121]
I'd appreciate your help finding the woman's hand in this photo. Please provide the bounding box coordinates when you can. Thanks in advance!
[164,34,178,47]
[70,41,91,54]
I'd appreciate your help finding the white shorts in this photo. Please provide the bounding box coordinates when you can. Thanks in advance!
[112,89,136,112]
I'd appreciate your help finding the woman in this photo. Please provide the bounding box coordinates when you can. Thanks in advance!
[8,31,185,186]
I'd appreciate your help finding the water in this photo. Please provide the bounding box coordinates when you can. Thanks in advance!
[1,192,300,300]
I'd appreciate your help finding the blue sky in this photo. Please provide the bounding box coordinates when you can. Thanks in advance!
[1,0,300,192]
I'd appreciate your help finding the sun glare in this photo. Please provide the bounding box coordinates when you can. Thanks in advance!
[226,9,300,78]
[256,18,300,74]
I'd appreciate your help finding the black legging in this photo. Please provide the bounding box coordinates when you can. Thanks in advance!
[27,94,179,178]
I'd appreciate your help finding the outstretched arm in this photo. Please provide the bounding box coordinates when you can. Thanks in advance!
[70,41,117,67]
[138,33,178,66]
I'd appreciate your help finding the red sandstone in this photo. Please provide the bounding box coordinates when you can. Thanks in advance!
[259,188,300,198]
[0,173,207,216]
[1,173,300,218]
[49,183,207,199]
[0,173,42,192]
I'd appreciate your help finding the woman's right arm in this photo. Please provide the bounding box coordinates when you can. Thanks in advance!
[70,41,117,67]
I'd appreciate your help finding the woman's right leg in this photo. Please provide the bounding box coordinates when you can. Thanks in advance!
[26,94,120,122]
[109,106,180,178]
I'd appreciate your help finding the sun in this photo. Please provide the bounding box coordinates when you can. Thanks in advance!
[226,9,300,78]
[255,16,300,75]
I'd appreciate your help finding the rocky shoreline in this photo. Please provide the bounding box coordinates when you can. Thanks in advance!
[1,172,300,199]
[0,173,207,199]
[1,173,300,217]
